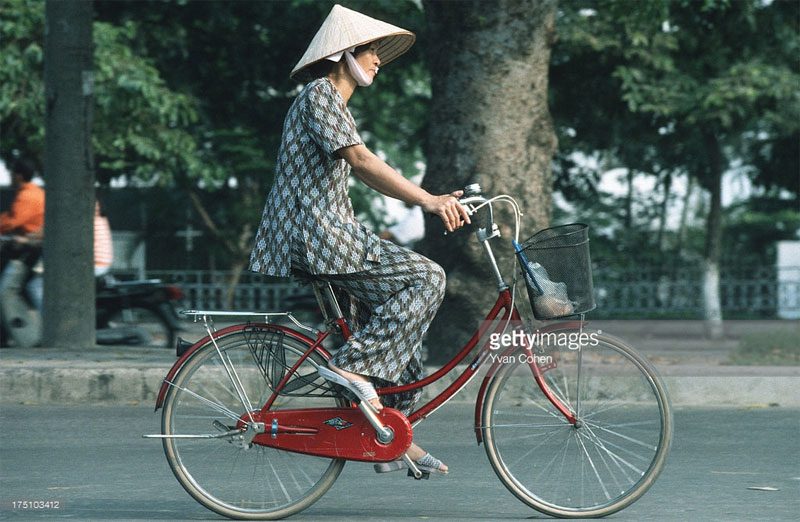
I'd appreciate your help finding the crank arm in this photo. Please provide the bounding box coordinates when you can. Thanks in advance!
[358,401,394,444]
[402,453,424,479]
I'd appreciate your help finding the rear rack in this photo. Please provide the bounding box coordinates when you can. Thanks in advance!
[180,310,318,335]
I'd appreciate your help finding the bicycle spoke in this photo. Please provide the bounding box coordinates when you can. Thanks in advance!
[575,346,583,417]
[580,425,645,479]
[165,381,241,421]
[588,423,659,451]
[532,429,575,485]
[582,425,655,464]
[267,458,293,504]
[575,433,612,500]
[483,422,569,429]
[506,426,569,469]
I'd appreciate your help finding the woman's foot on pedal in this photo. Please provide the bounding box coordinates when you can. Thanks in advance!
[374,452,449,475]
[317,365,383,411]
[374,442,448,475]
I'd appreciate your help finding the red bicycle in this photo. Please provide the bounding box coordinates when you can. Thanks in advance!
[146,184,672,519]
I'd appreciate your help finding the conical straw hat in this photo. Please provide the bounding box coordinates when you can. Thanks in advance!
[291,4,415,80]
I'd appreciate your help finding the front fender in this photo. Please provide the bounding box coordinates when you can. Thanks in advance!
[473,320,585,444]
[154,323,329,411]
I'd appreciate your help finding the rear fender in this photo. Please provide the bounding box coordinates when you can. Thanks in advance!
[154,323,330,411]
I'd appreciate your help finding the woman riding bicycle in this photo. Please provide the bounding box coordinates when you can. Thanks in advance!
[249,4,470,474]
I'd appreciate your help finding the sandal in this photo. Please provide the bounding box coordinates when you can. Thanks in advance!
[317,366,381,410]
[374,453,449,475]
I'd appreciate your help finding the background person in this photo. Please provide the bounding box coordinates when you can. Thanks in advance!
[94,200,114,277]
[0,158,44,237]
[0,158,44,346]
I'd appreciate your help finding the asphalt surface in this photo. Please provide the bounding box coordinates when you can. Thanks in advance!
[0,403,797,520]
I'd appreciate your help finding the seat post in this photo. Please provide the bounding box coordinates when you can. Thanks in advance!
[311,281,345,321]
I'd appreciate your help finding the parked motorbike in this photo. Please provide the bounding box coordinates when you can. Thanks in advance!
[0,235,43,347]
[95,276,185,348]
[1,235,184,348]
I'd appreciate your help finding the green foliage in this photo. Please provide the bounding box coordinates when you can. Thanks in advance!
[93,21,221,185]
[1,0,217,185]
[5,0,795,278]
[0,0,46,165]
[723,197,800,262]
[551,0,799,269]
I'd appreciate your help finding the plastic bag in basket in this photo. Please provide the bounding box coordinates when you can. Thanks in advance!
[524,261,574,318]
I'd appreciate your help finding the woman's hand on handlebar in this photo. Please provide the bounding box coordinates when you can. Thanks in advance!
[421,190,472,233]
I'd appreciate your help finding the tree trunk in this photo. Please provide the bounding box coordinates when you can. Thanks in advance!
[624,168,634,230]
[42,0,95,348]
[420,0,558,361]
[657,172,671,253]
[188,189,254,308]
[226,259,247,309]
[702,133,724,339]
[674,174,694,258]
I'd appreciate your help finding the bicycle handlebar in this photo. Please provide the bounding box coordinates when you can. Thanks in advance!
[454,184,496,239]
[453,184,523,246]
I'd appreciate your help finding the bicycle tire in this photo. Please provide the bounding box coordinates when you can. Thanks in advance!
[161,325,346,520]
[481,332,672,518]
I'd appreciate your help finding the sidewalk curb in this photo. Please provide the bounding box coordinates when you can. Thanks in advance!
[1,366,797,408]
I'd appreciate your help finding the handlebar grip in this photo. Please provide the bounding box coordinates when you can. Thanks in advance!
[463,183,482,197]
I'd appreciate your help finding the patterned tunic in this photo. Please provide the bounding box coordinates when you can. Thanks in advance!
[249,77,447,415]
[249,77,381,276]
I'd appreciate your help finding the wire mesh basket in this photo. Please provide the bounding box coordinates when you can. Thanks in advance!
[515,223,596,320]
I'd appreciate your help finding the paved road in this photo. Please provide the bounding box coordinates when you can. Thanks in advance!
[0,403,798,520]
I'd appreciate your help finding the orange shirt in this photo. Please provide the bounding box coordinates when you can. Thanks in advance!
[0,182,45,235]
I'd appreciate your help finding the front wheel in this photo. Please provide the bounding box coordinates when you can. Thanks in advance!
[161,325,346,520]
[482,332,672,518]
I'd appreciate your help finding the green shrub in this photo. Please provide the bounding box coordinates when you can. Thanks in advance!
[729,327,800,365]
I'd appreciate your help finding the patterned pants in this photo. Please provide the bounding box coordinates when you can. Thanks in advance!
[292,239,446,414]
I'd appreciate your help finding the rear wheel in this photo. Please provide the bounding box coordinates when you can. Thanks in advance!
[161,325,345,520]
[482,332,672,518]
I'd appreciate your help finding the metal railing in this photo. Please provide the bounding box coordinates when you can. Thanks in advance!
[111,266,800,319]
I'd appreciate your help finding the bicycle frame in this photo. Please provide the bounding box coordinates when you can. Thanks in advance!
[154,288,580,446]
[154,188,581,459]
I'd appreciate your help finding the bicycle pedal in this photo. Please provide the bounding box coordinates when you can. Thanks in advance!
[407,469,430,480]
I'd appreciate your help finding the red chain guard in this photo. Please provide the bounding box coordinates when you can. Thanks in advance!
[241,407,413,462]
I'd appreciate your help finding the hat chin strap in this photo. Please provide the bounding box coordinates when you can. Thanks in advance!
[344,51,374,87]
